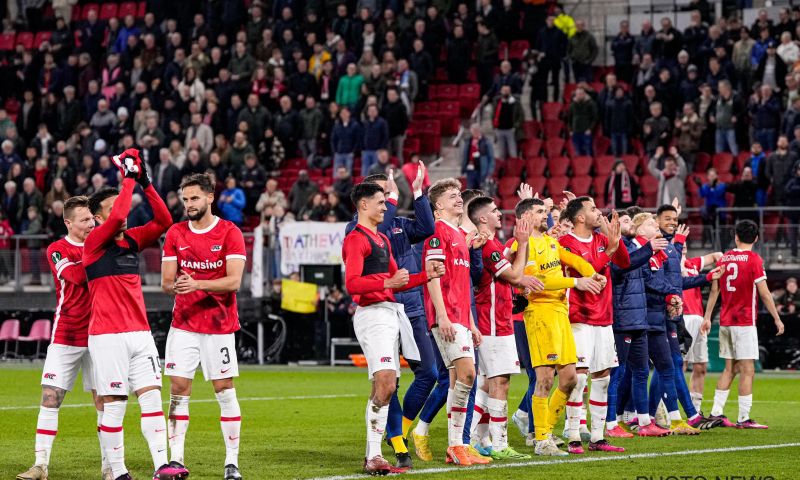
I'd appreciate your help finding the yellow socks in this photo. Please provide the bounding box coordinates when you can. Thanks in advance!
[532,395,549,441]
[402,416,414,439]
[548,388,569,432]
[390,436,408,454]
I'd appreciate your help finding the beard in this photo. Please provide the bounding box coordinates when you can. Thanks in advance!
[538,223,548,233]
[187,204,208,221]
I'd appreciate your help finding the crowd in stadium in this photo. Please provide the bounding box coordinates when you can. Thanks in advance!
[0,1,800,266]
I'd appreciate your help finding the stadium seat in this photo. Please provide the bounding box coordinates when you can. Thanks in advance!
[524,176,546,195]
[594,155,617,176]
[562,83,578,104]
[70,4,82,23]
[458,83,480,117]
[437,101,461,135]
[81,3,99,20]
[542,102,562,122]
[497,41,508,60]
[498,177,521,197]
[413,101,438,119]
[547,156,569,177]
[15,32,34,50]
[503,157,525,177]
[695,152,711,172]
[526,156,546,176]
[523,120,540,139]
[18,319,51,359]
[0,319,20,358]
[404,136,420,154]
[593,176,608,200]
[571,156,592,176]
[712,153,734,174]
[0,33,15,51]
[542,120,565,139]
[119,1,138,18]
[99,2,118,20]
[137,1,147,18]
[34,31,52,46]
[522,138,542,158]
[509,40,529,60]
[569,175,592,196]
[736,151,750,173]
[621,154,640,175]
[593,136,611,156]
[546,176,570,198]
[543,138,565,159]
[639,175,659,196]
[433,83,459,100]
[500,195,519,210]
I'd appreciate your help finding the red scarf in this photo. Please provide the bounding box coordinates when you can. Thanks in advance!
[493,99,504,128]
[608,170,632,208]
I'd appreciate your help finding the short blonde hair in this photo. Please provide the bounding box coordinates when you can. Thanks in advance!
[428,178,462,209]
[632,212,654,231]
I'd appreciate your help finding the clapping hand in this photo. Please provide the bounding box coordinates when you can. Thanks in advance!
[412,161,426,192]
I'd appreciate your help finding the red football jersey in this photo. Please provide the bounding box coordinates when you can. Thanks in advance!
[475,237,514,336]
[559,231,630,326]
[423,220,472,329]
[46,237,91,346]
[162,216,246,334]
[505,238,524,323]
[682,257,705,316]
[718,249,767,327]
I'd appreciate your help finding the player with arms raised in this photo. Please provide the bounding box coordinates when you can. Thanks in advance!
[161,173,247,480]
[84,150,186,480]
[17,196,110,480]
[702,220,784,428]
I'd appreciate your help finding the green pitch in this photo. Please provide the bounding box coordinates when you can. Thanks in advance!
[1,365,798,479]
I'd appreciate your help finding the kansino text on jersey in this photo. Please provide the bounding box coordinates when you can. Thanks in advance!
[180,259,224,270]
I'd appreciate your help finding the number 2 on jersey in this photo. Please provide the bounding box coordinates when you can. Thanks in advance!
[725,263,738,292]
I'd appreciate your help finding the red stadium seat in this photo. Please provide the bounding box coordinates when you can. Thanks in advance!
[82,3,99,20]
[526,157,546,176]
[594,155,617,176]
[524,176,546,195]
[119,2,138,18]
[571,156,592,176]
[547,156,569,177]
[563,83,578,104]
[593,176,608,200]
[509,40,529,60]
[593,136,611,156]
[437,101,461,136]
[522,138,542,158]
[15,32,34,50]
[639,175,659,196]
[570,175,592,196]
[621,154,640,175]
[546,176,570,198]
[542,102,562,122]
[523,120,540,139]
[543,138,565,159]
[458,83,480,117]
[433,84,459,100]
[498,177,520,197]
[414,101,438,119]
[34,31,52,47]
[712,152,734,173]
[497,41,508,61]
[500,195,519,210]
[503,157,525,177]
[137,1,147,18]
[0,33,15,51]
[541,120,565,139]
[695,152,711,172]
[736,151,750,173]
[404,136,420,154]
[99,2,118,20]
[70,4,82,23]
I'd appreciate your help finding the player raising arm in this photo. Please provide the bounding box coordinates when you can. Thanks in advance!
[343,182,444,476]
[702,220,784,429]
[161,174,246,480]
[83,150,186,480]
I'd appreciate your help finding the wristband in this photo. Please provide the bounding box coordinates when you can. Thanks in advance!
[673,233,687,245]
[705,271,715,282]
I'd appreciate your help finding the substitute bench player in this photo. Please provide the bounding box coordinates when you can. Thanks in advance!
[161,173,246,480]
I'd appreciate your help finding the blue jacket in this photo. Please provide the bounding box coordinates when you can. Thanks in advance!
[362,117,390,151]
[611,237,654,332]
[331,120,362,154]
[699,181,727,211]
[219,187,246,225]
[345,194,435,318]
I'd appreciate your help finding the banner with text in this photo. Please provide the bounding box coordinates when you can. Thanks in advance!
[279,221,348,276]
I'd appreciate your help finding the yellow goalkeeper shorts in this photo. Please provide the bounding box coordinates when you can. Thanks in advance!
[523,307,577,367]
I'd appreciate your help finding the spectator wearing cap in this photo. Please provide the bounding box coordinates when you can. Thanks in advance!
[711,80,742,155]
[755,40,787,93]
[360,104,389,175]
[750,84,782,151]
[330,107,361,177]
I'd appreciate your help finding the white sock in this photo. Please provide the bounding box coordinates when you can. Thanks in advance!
[566,373,587,441]
[668,410,682,421]
[365,399,389,459]
[34,406,59,465]
[637,412,651,426]
[690,392,703,413]
[469,388,489,442]
[515,408,528,420]
[580,385,589,431]
[100,400,128,478]
[414,420,430,436]
[97,409,108,470]
[738,394,752,423]
[606,419,618,430]
[589,376,610,443]
[168,395,190,464]
[217,388,241,467]
[711,389,729,417]
[449,381,471,447]
[487,397,508,451]
[138,389,167,469]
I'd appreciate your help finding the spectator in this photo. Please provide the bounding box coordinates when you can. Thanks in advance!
[361,104,389,174]
[744,142,769,206]
[366,149,393,177]
[218,176,246,226]
[238,93,272,146]
[21,206,43,284]
[492,85,523,159]
[674,102,704,170]
[786,164,800,258]
[611,20,635,83]
[755,41,787,92]
[238,153,268,215]
[165,191,185,223]
[382,88,409,163]
[153,148,182,199]
[299,192,328,221]
[330,107,361,176]
[733,27,755,93]
[711,80,742,155]
[289,170,319,215]
[2,182,21,231]
[750,27,772,69]
[604,86,633,156]
[274,96,303,157]
[698,167,728,246]
[185,112,214,155]
[643,102,671,157]
[605,160,639,209]
[336,63,364,110]
[777,277,800,314]
[791,126,800,158]
[446,25,471,84]
[44,178,70,208]
[777,32,799,66]
[0,140,22,177]
[567,87,598,156]
[332,166,354,201]
[401,153,430,192]
[256,178,289,218]
[461,124,494,189]
[229,131,256,170]
[655,17,683,66]
[127,193,153,228]
[766,135,798,206]
[538,15,569,101]
[648,146,688,207]
[301,97,325,169]
[475,22,499,96]
[327,192,352,221]
[568,20,599,82]
[0,209,13,283]
[395,59,418,114]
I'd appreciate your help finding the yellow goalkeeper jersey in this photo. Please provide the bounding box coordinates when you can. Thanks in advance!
[509,234,596,314]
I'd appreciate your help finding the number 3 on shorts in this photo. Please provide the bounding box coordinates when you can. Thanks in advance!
[221,347,230,365]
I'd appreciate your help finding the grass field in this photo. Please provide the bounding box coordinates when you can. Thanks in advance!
[0,364,798,480]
